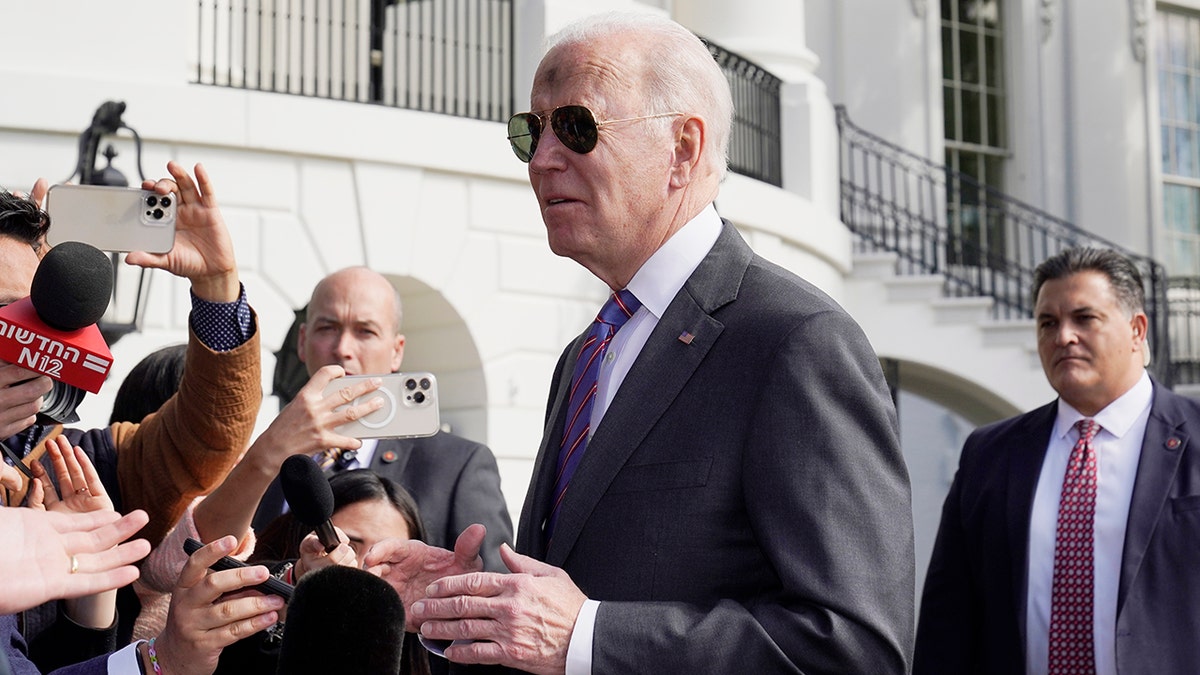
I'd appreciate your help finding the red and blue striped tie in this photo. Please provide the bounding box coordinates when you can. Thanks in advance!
[546,289,641,540]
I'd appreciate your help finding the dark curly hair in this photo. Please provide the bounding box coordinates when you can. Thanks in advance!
[0,189,50,253]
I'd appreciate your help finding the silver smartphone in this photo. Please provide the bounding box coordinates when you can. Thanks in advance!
[321,372,440,439]
[45,184,176,253]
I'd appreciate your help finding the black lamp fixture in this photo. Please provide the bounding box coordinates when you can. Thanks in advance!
[64,101,152,345]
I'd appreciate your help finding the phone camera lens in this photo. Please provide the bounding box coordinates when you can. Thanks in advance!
[152,208,164,220]
[146,195,158,207]
[413,391,426,404]
[159,196,171,208]
[405,378,417,390]
[419,377,431,390]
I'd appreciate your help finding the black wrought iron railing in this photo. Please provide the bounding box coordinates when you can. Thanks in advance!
[836,105,1173,385]
[705,39,782,187]
[193,0,515,122]
[1168,276,1200,385]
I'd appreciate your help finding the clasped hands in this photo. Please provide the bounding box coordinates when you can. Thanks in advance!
[363,524,588,675]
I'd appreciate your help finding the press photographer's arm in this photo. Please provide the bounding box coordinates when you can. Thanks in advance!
[104,161,262,546]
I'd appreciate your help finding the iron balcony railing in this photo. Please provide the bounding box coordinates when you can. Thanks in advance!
[706,39,783,187]
[193,0,515,122]
[836,105,1172,386]
[191,5,784,188]
[1168,276,1200,385]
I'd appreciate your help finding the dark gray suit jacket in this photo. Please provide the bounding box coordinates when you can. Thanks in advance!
[254,431,513,573]
[914,381,1200,674]
[516,221,915,673]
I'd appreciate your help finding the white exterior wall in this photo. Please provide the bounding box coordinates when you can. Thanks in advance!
[0,0,858,527]
[4,0,1167,575]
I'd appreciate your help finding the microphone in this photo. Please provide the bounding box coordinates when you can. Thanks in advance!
[0,242,114,423]
[276,565,406,675]
[279,454,340,552]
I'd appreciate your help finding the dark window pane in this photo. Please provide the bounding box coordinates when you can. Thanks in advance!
[960,29,980,84]
[984,33,1003,88]
[962,90,982,144]
[958,0,974,24]
[985,155,1005,192]
[943,26,955,80]
[942,0,953,21]
[986,93,1004,146]
[944,86,958,140]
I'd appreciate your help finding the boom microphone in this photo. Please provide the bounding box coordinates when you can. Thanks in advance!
[0,242,114,423]
[276,565,406,675]
[280,454,340,553]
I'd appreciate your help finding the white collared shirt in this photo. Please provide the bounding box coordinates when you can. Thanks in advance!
[1025,371,1151,675]
[565,204,722,675]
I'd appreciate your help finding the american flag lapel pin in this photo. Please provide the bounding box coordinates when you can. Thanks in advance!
[678,331,695,345]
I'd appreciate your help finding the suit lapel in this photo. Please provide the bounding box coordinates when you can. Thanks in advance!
[518,346,578,560]
[1005,402,1056,642]
[367,437,413,475]
[1118,384,1188,612]
[543,221,750,566]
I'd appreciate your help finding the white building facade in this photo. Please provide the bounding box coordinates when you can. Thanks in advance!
[1,0,1183,587]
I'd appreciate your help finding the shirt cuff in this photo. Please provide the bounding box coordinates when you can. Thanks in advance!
[107,640,144,675]
[565,599,599,675]
[189,283,254,352]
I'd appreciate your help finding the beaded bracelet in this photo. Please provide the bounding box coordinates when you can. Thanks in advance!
[147,637,163,675]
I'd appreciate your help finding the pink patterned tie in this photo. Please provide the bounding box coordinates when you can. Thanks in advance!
[546,290,640,541]
[1047,418,1100,675]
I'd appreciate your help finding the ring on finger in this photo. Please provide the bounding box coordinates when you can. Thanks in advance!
[69,554,79,574]
[75,486,89,495]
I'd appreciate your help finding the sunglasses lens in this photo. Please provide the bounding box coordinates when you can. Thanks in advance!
[552,106,599,155]
[507,113,540,163]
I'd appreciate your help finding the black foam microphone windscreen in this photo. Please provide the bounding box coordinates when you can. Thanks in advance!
[30,241,113,331]
[280,454,340,551]
[276,565,406,675]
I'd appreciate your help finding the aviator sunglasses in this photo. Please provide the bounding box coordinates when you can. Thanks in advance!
[506,105,682,162]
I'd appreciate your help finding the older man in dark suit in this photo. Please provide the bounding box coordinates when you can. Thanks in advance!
[915,247,1200,674]
[368,11,914,675]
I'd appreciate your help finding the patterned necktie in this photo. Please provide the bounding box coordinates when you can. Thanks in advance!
[1048,418,1101,675]
[546,290,641,540]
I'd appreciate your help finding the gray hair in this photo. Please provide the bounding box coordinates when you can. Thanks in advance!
[545,12,733,179]
[1031,247,1145,316]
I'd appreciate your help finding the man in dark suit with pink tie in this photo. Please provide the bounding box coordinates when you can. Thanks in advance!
[916,247,1200,674]
[367,11,915,674]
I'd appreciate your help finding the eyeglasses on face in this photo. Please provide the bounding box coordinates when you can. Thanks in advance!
[506,105,683,163]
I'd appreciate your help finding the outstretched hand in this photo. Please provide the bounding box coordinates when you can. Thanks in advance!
[363,523,487,630]
[0,508,150,614]
[129,161,239,302]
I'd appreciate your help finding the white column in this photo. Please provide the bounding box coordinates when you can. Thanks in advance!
[674,0,838,213]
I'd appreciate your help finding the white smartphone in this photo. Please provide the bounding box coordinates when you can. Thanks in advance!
[321,372,440,439]
[45,184,176,253]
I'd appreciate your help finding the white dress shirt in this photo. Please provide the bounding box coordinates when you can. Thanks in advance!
[1025,371,1151,675]
[564,204,723,675]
